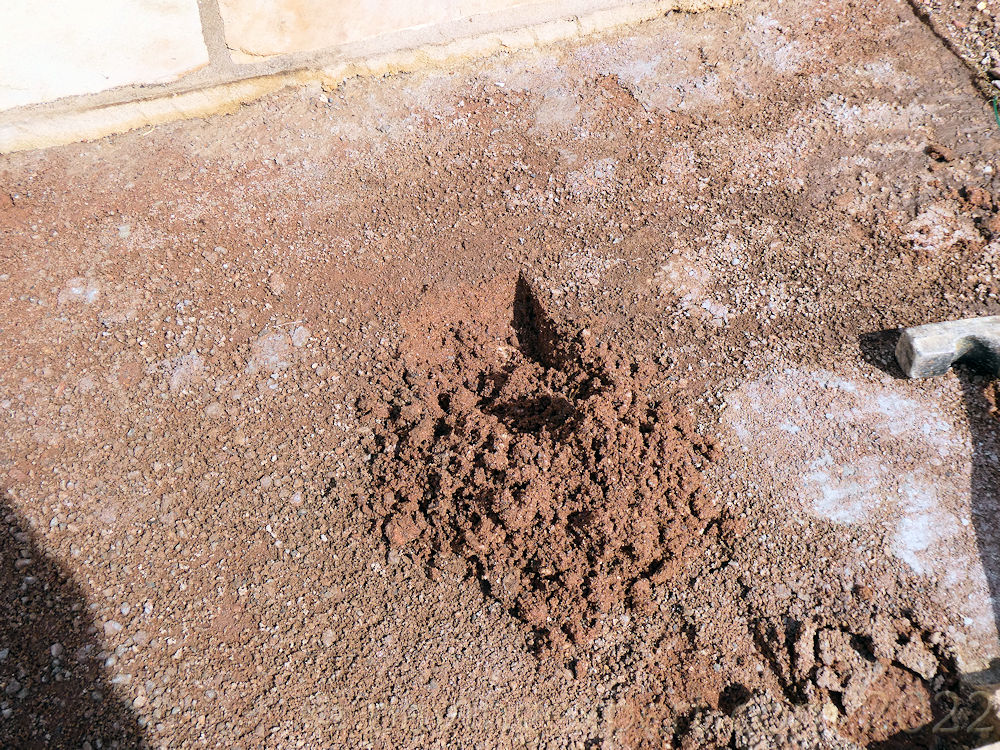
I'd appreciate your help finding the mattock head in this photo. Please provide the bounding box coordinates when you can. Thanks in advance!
[895,315,1000,378]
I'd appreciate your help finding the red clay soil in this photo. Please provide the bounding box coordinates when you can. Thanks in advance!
[2,0,1000,746]
[362,276,718,651]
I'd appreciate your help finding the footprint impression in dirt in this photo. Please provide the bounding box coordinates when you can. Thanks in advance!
[360,277,718,651]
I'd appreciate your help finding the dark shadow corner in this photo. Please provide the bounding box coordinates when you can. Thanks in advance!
[512,273,564,370]
[858,328,907,379]
[860,329,1000,687]
[0,488,146,749]
[958,364,1000,687]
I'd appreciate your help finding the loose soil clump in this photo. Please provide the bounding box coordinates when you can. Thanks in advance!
[361,278,718,650]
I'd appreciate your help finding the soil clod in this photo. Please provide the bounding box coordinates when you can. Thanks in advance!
[362,278,718,650]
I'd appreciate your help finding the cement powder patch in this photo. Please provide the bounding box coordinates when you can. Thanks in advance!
[0,0,208,110]
[724,367,1000,673]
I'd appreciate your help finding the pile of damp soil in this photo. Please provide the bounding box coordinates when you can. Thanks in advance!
[351,279,968,746]
[358,277,719,650]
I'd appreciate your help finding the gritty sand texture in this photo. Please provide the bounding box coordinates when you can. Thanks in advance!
[911,0,1000,88]
[3,0,1000,746]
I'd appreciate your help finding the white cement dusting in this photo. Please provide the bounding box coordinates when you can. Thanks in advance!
[750,14,806,74]
[820,95,930,137]
[58,277,100,305]
[724,368,999,671]
[167,351,205,393]
[248,330,294,374]
[903,201,981,254]
[574,36,724,113]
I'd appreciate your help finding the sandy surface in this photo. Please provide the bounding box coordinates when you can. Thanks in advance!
[912,0,1000,91]
[3,0,1000,746]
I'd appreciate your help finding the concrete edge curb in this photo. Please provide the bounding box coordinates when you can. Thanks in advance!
[0,0,738,155]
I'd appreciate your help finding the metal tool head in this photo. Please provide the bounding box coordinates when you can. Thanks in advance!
[895,315,1000,378]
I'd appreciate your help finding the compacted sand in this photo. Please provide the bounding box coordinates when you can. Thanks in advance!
[3,0,1000,746]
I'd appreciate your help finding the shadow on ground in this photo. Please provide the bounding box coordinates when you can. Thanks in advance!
[860,331,1000,682]
[959,371,1000,686]
[0,489,145,749]
[860,328,1000,748]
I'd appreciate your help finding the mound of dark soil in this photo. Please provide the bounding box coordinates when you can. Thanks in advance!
[360,278,718,649]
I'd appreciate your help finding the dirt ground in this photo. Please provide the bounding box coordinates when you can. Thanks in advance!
[3,0,1000,746]
[910,0,1000,93]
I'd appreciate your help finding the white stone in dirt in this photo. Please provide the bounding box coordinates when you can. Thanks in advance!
[902,201,980,255]
[566,158,617,197]
[267,273,287,297]
[724,367,999,673]
[291,325,310,348]
[896,315,1000,379]
[248,330,293,373]
[58,277,99,305]
[653,250,734,325]
[161,351,205,392]
[0,0,208,110]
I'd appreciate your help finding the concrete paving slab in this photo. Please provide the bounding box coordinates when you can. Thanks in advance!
[0,0,208,110]
[219,0,534,57]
